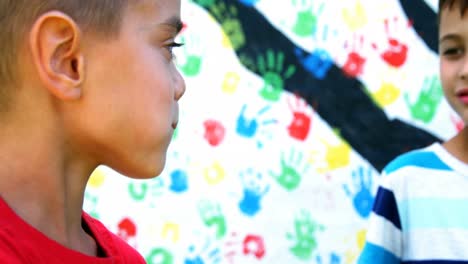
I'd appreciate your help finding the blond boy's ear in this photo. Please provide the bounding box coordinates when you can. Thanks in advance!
[29,11,84,100]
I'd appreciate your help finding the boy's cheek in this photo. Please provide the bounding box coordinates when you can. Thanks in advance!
[440,63,455,86]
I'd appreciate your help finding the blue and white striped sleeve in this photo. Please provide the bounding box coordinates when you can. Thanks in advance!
[357,183,402,264]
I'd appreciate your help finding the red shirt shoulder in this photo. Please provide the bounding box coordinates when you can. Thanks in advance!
[83,213,146,263]
[0,197,145,263]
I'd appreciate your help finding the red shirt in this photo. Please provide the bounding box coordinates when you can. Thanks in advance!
[0,198,146,263]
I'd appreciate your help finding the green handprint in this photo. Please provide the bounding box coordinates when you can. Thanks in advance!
[211,2,246,50]
[172,126,179,140]
[177,35,203,77]
[146,248,174,264]
[270,148,308,191]
[192,0,216,8]
[292,0,325,37]
[405,75,444,123]
[128,178,164,202]
[198,200,227,239]
[287,210,324,261]
[84,192,100,219]
[257,50,296,102]
[128,181,148,201]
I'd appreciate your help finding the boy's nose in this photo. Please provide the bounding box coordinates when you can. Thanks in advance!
[174,70,186,101]
[460,57,468,81]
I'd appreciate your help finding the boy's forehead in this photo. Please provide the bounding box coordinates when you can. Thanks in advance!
[439,7,468,36]
[123,0,182,35]
[130,0,180,20]
[440,6,466,23]
[131,0,159,15]
[132,0,179,13]
[133,0,158,10]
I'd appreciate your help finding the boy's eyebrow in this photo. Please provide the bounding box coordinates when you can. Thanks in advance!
[440,33,461,43]
[161,16,183,34]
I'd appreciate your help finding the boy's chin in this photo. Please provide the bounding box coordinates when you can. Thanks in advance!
[116,159,167,180]
[132,164,166,179]
[106,148,169,179]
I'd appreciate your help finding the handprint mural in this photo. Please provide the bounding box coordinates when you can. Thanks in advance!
[84,1,453,263]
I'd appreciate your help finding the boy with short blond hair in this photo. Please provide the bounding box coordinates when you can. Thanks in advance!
[358,0,468,263]
[0,0,185,262]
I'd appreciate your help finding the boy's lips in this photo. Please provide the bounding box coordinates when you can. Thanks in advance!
[171,121,178,129]
[457,88,468,104]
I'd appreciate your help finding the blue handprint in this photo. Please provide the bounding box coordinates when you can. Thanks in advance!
[343,166,376,218]
[185,237,221,264]
[169,169,188,193]
[167,152,190,193]
[238,0,260,6]
[238,168,270,217]
[296,48,332,80]
[295,25,334,80]
[236,104,277,148]
[317,252,341,264]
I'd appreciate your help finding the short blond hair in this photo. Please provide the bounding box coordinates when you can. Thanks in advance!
[0,0,129,112]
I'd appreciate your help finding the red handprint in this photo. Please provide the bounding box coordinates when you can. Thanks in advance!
[342,34,367,77]
[243,234,266,259]
[287,94,314,141]
[117,217,137,241]
[224,232,266,263]
[372,17,410,68]
[203,119,226,147]
[451,114,465,132]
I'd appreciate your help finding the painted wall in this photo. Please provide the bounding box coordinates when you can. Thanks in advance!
[84,0,457,263]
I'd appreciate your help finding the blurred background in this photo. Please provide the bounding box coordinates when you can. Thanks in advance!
[84,0,455,263]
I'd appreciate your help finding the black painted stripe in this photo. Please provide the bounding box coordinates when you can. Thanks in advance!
[195,0,441,171]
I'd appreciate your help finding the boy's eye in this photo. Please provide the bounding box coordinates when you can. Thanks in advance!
[166,42,184,59]
[442,47,464,58]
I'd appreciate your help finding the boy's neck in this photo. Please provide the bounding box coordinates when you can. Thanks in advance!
[0,107,99,256]
[443,126,468,164]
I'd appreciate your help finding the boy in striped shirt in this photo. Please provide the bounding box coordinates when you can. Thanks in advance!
[358,0,468,263]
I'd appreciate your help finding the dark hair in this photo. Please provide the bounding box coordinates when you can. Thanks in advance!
[0,0,129,112]
[439,0,468,22]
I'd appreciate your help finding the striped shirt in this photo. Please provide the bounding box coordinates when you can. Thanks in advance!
[357,143,468,264]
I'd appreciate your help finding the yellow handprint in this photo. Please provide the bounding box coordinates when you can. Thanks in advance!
[88,166,107,188]
[356,229,367,251]
[371,66,404,107]
[222,31,233,49]
[162,221,180,243]
[342,0,368,32]
[372,82,401,107]
[203,160,226,185]
[222,71,241,94]
[343,228,367,264]
[310,136,352,173]
[344,250,358,264]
